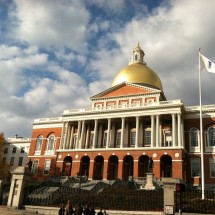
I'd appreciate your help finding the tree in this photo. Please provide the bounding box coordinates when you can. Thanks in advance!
[0,133,11,182]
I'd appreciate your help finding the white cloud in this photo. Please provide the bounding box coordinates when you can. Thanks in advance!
[1,0,215,139]
[9,0,90,51]
[89,0,215,105]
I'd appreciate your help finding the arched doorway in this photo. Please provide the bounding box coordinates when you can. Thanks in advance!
[138,155,149,177]
[93,156,104,180]
[79,156,90,176]
[107,155,118,180]
[62,156,72,176]
[160,155,172,177]
[122,155,134,181]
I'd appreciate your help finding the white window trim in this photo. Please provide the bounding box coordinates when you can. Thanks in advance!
[43,159,51,175]
[32,159,39,175]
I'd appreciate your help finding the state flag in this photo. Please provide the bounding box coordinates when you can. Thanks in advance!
[200,53,215,73]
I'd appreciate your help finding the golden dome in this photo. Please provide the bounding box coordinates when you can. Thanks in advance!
[112,43,163,90]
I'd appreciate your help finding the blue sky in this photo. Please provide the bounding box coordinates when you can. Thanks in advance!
[1,0,215,138]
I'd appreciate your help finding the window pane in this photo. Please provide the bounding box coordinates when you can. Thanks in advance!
[210,159,215,177]
[191,158,200,177]
[190,128,198,147]
[103,133,107,148]
[32,160,39,175]
[47,135,55,150]
[144,130,151,145]
[89,134,93,148]
[209,127,215,146]
[130,131,136,146]
[18,157,23,166]
[116,131,121,147]
[10,157,15,166]
[4,148,8,154]
[36,136,43,151]
[12,147,16,153]
[44,160,51,175]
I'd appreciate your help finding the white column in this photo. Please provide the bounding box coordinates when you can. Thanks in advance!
[139,118,143,147]
[172,114,176,147]
[106,118,111,149]
[120,118,125,148]
[178,114,182,147]
[156,115,160,147]
[59,122,65,149]
[181,116,185,147]
[85,125,90,149]
[135,116,139,148]
[111,121,116,148]
[63,122,69,149]
[80,120,85,149]
[92,119,98,149]
[66,123,71,149]
[151,115,155,147]
[69,126,74,149]
[76,121,81,149]
[98,123,103,148]
[159,121,162,147]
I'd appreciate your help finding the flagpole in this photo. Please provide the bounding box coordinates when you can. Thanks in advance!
[199,49,205,200]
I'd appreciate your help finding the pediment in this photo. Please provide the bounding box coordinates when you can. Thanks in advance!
[91,82,161,100]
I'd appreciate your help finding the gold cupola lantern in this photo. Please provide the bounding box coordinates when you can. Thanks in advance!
[112,43,163,90]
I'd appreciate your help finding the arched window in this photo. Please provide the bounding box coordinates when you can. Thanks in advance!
[46,134,56,151]
[208,127,215,146]
[190,127,199,147]
[35,135,43,152]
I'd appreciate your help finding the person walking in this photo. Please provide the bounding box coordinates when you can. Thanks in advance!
[58,204,65,215]
[90,206,96,215]
[83,205,91,215]
[26,159,33,171]
[97,208,104,215]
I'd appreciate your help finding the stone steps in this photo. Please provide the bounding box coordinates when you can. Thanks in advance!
[0,206,44,215]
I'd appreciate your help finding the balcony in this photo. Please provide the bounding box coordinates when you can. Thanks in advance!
[63,99,182,115]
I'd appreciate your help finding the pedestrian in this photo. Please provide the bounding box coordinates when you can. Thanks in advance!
[83,205,91,215]
[90,206,96,215]
[97,208,104,215]
[65,200,74,215]
[26,159,33,171]
[74,203,83,215]
[58,204,65,215]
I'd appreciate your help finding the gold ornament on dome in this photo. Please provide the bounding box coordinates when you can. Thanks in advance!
[112,43,163,90]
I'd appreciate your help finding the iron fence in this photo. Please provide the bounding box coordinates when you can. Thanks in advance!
[175,189,215,214]
[24,186,164,211]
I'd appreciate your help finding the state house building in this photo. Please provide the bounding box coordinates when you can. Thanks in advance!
[28,44,215,187]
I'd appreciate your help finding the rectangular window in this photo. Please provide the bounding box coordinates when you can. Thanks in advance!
[121,102,128,108]
[103,132,107,148]
[12,147,17,153]
[210,158,215,178]
[144,130,151,146]
[116,131,121,147]
[164,131,172,147]
[89,133,94,148]
[32,160,39,175]
[21,147,25,153]
[191,158,200,177]
[43,160,51,175]
[10,157,15,166]
[133,101,140,107]
[72,135,77,149]
[2,157,6,164]
[4,148,8,154]
[130,130,136,147]
[18,157,23,166]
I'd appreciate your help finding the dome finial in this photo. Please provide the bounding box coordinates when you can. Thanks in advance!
[129,43,145,65]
